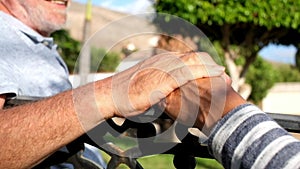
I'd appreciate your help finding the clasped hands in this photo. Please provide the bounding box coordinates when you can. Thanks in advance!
[102,51,246,135]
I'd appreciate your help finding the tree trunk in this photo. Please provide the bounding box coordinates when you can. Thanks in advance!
[224,49,240,91]
[221,24,253,99]
[224,48,253,99]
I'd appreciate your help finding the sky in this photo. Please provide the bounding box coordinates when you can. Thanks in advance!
[73,0,297,65]
[259,44,296,65]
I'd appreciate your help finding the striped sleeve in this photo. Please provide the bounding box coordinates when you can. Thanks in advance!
[207,104,300,169]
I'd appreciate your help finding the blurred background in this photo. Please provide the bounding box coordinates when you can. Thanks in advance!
[54,0,300,115]
[50,1,300,168]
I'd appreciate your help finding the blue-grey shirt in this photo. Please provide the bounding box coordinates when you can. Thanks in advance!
[0,11,72,97]
[0,12,106,168]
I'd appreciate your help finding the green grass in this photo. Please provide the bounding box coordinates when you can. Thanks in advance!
[101,151,223,169]
[138,154,223,169]
[100,133,223,169]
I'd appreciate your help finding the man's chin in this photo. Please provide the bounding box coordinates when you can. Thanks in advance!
[39,23,65,36]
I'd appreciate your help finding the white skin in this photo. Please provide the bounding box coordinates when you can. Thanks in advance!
[0,1,225,167]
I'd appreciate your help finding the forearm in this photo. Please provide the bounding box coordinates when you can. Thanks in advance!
[208,104,300,169]
[0,79,113,168]
[0,52,224,168]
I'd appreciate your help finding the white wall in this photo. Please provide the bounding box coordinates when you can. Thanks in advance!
[69,73,115,88]
[262,83,300,115]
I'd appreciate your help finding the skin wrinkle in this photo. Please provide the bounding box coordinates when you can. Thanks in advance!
[163,74,246,133]
[0,0,227,167]
[0,0,68,36]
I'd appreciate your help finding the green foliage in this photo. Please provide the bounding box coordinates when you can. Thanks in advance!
[101,152,223,169]
[155,0,300,103]
[101,133,224,169]
[156,0,300,50]
[51,29,81,73]
[238,56,300,103]
[90,47,121,72]
[246,57,280,103]
[273,64,300,82]
[155,0,300,29]
[51,30,121,73]
[155,0,300,62]
[296,48,300,71]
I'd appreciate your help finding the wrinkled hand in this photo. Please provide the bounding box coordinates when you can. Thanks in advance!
[110,52,225,118]
[161,73,246,135]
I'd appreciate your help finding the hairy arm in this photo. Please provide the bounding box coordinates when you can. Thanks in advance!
[0,52,224,168]
[0,79,113,169]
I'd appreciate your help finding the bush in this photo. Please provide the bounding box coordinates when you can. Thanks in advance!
[90,47,121,72]
[52,30,121,73]
[274,64,300,82]
[246,57,280,103]
[51,30,81,73]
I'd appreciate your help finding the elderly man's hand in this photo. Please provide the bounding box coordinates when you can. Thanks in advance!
[102,52,225,119]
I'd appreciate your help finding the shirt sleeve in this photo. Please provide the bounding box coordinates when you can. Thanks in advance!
[207,104,300,169]
[0,62,19,97]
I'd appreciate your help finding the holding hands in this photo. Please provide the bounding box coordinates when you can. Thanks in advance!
[107,51,246,136]
[162,73,246,134]
[107,52,225,118]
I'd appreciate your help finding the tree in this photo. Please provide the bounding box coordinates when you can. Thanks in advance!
[155,0,300,99]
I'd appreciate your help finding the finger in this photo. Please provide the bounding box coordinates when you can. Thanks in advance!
[168,65,225,87]
[135,52,219,76]
[179,52,219,66]
[138,52,189,72]
[196,52,219,65]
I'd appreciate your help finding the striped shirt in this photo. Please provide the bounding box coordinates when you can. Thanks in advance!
[208,104,300,169]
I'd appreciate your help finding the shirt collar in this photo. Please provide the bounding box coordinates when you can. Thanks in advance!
[0,11,55,49]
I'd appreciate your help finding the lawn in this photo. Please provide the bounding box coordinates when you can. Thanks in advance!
[100,133,224,169]
[101,151,223,169]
